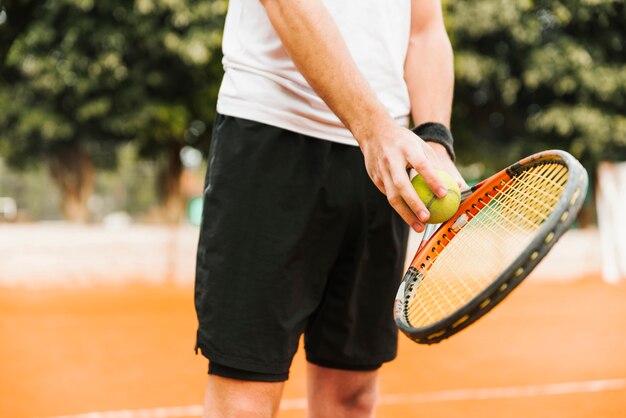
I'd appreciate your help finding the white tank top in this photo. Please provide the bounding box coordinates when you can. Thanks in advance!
[217,0,411,146]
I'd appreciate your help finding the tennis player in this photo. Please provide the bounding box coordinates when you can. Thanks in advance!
[195,0,464,416]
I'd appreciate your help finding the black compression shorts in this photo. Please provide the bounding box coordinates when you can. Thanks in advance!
[194,114,409,381]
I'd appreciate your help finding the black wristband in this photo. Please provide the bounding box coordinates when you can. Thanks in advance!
[412,122,456,161]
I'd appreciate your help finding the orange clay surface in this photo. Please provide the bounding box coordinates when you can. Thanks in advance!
[1,278,626,418]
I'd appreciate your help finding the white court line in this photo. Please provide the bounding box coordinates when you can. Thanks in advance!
[43,377,626,418]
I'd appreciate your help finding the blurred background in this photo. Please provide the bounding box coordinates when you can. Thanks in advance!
[0,0,625,417]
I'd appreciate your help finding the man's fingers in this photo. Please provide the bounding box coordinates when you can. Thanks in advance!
[382,173,425,232]
[423,141,469,189]
[406,150,447,198]
[368,172,386,195]
[389,165,430,223]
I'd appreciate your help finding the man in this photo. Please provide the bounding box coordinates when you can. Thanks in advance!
[195,0,464,416]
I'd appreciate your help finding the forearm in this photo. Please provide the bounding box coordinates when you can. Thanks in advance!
[260,0,395,143]
[404,5,454,127]
[405,0,463,185]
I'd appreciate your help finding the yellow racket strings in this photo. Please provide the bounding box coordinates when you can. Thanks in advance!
[407,163,569,327]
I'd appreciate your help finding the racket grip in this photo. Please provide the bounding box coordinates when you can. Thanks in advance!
[461,188,473,201]
[416,223,440,253]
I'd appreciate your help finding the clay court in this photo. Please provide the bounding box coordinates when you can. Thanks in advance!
[1,224,625,417]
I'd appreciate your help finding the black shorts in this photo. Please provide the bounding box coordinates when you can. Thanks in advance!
[194,114,409,382]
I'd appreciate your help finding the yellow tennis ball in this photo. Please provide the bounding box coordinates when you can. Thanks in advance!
[411,170,461,224]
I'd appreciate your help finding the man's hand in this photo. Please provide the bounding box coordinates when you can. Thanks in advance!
[423,141,468,190]
[359,123,453,232]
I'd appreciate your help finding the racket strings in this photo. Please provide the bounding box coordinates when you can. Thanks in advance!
[484,170,563,232]
[407,163,569,327]
[495,165,568,225]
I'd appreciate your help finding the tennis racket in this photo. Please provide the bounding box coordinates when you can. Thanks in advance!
[394,149,588,344]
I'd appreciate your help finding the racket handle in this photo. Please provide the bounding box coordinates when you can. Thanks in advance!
[461,188,473,201]
[416,223,440,253]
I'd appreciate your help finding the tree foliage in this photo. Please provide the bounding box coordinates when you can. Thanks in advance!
[446,0,625,170]
[0,0,226,221]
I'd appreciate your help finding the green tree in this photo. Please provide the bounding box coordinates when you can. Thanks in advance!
[0,0,226,222]
[446,0,625,172]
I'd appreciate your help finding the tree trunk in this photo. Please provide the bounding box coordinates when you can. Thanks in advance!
[49,145,94,223]
[159,142,184,224]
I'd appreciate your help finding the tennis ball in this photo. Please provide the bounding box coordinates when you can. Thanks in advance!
[411,170,461,224]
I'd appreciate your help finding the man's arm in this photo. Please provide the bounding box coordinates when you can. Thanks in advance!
[260,0,448,232]
[405,0,465,186]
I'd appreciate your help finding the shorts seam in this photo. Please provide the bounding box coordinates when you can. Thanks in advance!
[305,350,397,370]
[209,361,289,382]
[196,338,293,375]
